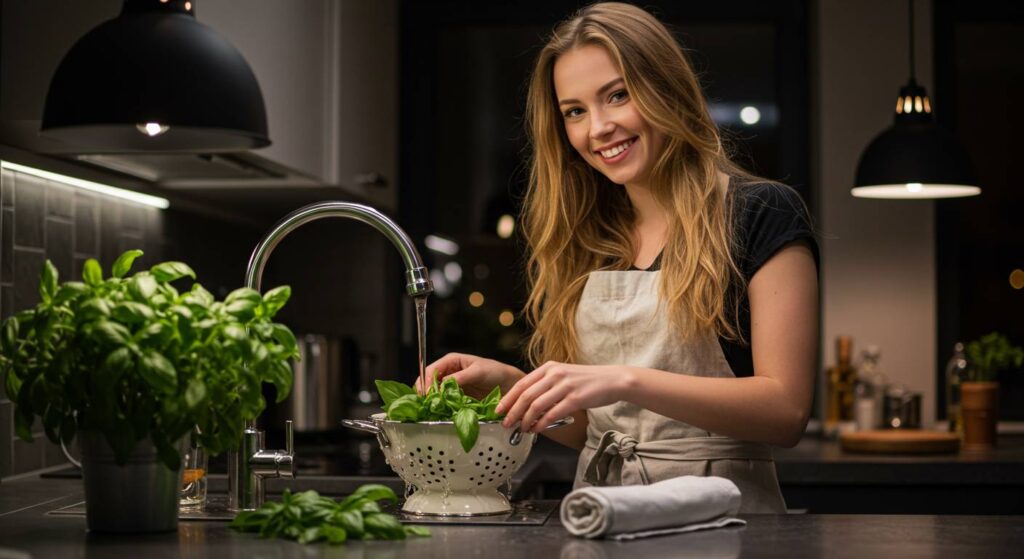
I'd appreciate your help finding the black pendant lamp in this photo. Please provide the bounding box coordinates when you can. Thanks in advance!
[40,0,269,152]
[852,0,979,199]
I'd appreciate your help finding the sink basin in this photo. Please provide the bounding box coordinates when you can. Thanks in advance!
[208,473,404,497]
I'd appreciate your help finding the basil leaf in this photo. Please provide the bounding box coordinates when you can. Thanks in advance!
[405,525,431,537]
[225,287,261,305]
[386,394,421,422]
[454,407,479,452]
[320,524,348,545]
[92,321,131,346]
[53,282,89,305]
[111,249,144,278]
[129,274,158,302]
[364,512,406,540]
[39,260,58,303]
[112,301,155,324]
[261,286,291,318]
[77,298,112,322]
[375,380,415,407]
[138,350,177,394]
[225,298,259,321]
[343,484,397,506]
[184,378,207,409]
[150,261,196,283]
[270,323,298,357]
[267,360,293,403]
[82,258,103,286]
[1,317,18,355]
[334,510,363,538]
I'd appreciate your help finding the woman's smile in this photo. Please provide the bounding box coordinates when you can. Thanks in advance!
[595,137,638,163]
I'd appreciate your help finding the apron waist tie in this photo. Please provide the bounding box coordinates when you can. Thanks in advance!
[582,429,775,486]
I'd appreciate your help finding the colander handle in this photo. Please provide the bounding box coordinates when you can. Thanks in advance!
[509,415,576,446]
[341,418,391,448]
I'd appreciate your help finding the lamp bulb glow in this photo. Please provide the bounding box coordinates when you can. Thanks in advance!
[739,106,761,125]
[136,122,169,137]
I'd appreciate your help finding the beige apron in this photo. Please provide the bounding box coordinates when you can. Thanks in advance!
[572,270,787,513]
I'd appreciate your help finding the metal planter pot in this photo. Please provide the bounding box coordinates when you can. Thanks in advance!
[79,431,186,533]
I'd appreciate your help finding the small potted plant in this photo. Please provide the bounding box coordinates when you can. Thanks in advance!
[0,250,298,533]
[961,332,1024,451]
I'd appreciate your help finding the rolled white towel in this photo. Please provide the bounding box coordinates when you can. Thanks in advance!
[559,476,746,540]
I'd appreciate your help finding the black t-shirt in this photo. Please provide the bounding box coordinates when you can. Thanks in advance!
[630,181,819,377]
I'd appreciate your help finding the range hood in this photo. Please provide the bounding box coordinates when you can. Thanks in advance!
[0,120,318,190]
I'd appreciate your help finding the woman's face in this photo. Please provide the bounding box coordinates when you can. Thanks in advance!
[553,44,665,188]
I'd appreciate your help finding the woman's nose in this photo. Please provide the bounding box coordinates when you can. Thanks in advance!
[589,111,615,139]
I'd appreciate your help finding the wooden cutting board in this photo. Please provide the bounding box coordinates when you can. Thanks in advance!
[839,429,960,454]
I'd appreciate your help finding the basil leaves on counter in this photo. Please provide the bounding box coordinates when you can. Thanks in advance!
[375,376,503,451]
[230,485,430,544]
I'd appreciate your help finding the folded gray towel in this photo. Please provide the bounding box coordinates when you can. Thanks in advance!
[559,476,746,540]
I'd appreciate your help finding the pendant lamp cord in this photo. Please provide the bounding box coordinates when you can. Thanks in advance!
[908,0,916,81]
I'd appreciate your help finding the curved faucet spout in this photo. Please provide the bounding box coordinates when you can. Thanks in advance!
[245,201,432,297]
[230,201,431,512]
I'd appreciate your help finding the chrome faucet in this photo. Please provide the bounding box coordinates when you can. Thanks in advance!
[228,201,433,511]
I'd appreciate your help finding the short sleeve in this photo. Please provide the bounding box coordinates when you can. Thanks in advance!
[731,182,819,280]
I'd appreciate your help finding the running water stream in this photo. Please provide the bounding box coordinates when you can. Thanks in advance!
[415,296,428,392]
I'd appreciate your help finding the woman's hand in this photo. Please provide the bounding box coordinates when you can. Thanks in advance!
[495,362,634,433]
[419,352,525,400]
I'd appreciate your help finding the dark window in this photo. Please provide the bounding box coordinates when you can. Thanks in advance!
[935,1,1024,420]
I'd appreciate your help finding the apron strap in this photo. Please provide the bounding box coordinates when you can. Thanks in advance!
[582,429,775,486]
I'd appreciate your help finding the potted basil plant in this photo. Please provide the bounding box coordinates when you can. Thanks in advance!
[0,250,298,533]
[961,332,1023,451]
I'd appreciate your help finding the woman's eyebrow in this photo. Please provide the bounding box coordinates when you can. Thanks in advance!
[558,77,626,106]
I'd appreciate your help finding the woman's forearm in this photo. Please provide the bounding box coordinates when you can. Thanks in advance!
[621,367,810,447]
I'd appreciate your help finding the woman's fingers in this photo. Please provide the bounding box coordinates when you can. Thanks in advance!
[496,361,552,415]
[425,352,469,376]
[500,373,557,428]
[519,382,571,432]
[419,353,473,393]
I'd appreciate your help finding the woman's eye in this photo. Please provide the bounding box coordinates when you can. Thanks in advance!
[609,89,629,103]
[563,107,584,119]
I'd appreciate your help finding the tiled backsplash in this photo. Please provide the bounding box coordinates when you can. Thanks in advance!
[0,166,166,479]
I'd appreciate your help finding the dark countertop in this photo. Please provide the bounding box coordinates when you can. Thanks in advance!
[2,476,1024,558]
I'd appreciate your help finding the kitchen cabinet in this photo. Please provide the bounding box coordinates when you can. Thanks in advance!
[202,0,399,211]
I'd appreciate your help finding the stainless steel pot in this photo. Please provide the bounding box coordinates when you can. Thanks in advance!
[280,335,347,432]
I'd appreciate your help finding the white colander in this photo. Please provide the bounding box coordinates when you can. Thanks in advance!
[342,413,573,516]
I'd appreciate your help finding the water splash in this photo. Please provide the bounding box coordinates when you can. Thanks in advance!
[501,478,513,502]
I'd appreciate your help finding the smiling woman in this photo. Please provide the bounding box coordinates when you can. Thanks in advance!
[425,2,819,514]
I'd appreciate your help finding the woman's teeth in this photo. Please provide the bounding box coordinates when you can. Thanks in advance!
[600,139,634,158]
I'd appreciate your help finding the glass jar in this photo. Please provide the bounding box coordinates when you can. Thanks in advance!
[945,342,970,437]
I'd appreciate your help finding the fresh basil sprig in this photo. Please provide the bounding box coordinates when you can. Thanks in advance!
[0,250,299,470]
[230,485,430,544]
[374,375,503,452]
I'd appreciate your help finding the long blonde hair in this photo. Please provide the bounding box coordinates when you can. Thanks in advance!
[523,2,754,366]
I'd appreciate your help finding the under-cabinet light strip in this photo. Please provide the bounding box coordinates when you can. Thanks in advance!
[0,160,170,209]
